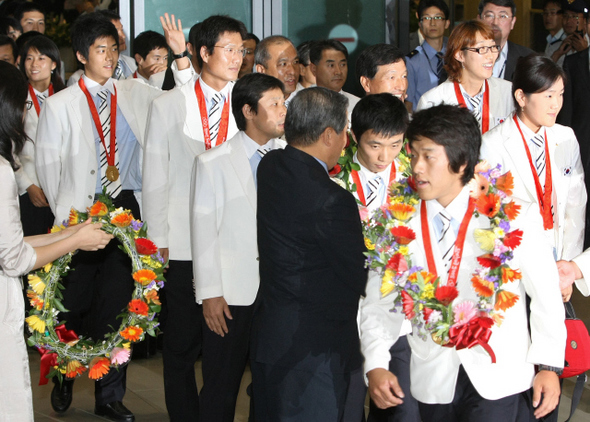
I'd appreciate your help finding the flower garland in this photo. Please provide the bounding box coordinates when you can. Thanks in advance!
[25,193,165,384]
[364,161,523,361]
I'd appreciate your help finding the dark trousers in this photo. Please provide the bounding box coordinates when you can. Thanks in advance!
[19,192,54,236]
[418,365,520,422]
[200,304,255,422]
[162,260,202,422]
[367,335,420,422]
[60,192,139,405]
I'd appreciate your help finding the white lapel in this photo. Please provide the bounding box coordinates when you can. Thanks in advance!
[182,78,205,156]
[228,133,257,212]
[69,84,96,151]
[502,118,539,203]
[114,80,143,145]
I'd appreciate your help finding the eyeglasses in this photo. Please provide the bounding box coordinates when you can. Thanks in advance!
[563,14,581,21]
[420,16,445,22]
[462,45,501,54]
[213,45,247,58]
[481,12,513,21]
[25,100,33,110]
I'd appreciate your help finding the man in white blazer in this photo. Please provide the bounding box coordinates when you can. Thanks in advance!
[190,72,286,421]
[141,15,247,422]
[361,105,566,421]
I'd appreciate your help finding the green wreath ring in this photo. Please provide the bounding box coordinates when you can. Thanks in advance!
[25,193,166,384]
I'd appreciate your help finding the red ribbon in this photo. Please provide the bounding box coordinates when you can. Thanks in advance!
[351,164,397,207]
[194,79,230,150]
[454,80,490,134]
[37,325,78,385]
[447,316,496,363]
[28,83,54,117]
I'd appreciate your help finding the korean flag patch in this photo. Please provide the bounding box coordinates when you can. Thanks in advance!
[563,166,572,176]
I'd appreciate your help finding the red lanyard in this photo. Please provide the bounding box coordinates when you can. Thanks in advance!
[194,79,230,150]
[420,197,475,286]
[78,78,117,170]
[454,80,490,134]
[513,116,553,230]
[133,71,137,79]
[350,163,397,206]
[28,83,53,117]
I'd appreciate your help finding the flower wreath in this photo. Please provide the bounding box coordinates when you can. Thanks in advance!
[25,193,165,384]
[364,161,523,362]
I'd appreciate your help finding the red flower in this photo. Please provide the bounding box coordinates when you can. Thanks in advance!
[128,299,149,316]
[390,226,416,245]
[503,229,523,249]
[477,254,502,269]
[89,201,108,217]
[422,307,434,323]
[435,285,459,306]
[504,201,521,221]
[135,238,158,255]
[329,165,342,176]
[472,275,494,298]
[407,176,417,192]
[401,291,416,319]
[386,253,401,271]
[475,193,501,218]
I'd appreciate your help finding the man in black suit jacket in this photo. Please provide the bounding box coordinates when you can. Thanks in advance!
[251,87,368,421]
[558,48,590,247]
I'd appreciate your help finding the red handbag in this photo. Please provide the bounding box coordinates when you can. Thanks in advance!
[561,301,590,379]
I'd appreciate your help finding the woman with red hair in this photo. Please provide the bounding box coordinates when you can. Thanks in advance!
[416,20,514,134]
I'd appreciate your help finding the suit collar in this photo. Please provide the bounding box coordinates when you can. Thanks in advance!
[284,145,329,174]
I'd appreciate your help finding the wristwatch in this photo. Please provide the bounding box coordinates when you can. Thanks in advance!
[172,49,189,60]
[538,364,564,376]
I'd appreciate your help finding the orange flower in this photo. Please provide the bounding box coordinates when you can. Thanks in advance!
[408,270,436,284]
[128,299,149,316]
[66,360,87,379]
[494,290,519,311]
[390,226,416,245]
[88,357,110,380]
[475,193,501,218]
[111,212,133,227]
[132,269,157,285]
[496,171,514,196]
[120,326,143,342]
[472,275,495,297]
[89,201,108,217]
[501,267,522,284]
[468,173,489,199]
[503,201,521,221]
[389,203,416,221]
[474,160,491,173]
[144,289,161,305]
[68,209,80,226]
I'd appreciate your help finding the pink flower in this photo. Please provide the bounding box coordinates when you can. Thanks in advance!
[358,206,370,222]
[110,347,131,366]
[453,301,477,326]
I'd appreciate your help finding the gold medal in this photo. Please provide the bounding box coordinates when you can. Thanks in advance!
[106,165,119,182]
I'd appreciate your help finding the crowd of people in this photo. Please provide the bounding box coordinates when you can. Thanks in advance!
[0,0,589,421]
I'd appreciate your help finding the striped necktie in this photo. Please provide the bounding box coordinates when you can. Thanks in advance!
[530,133,546,187]
[97,90,121,197]
[208,92,224,146]
[468,94,482,124]
[438,209,455,273]
[366,175,383,207]
[113,60,124,80]
[36,92,47,107]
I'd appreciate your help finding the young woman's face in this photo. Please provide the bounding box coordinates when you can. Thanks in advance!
[517,77,564,130]
[24,47,56,85]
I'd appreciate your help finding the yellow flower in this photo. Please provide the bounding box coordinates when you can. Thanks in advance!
[123,342,131,349]
[493,227,505,238]
[28,274,46,295]
[380,280,395,297]
[398,246,409,256]
[50,224,65,233]
[140,256,163,269]
[409,197,419,205]
[365,238,375,250]
[43,263,53,272]
[473,229,496,253]
[420,283,435,299]
[26,315,46,333]
[382,268,394,283]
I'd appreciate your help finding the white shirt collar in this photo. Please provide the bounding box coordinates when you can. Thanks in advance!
[241,132,277,159]
[517,115,544,140]
[493,42,508,78]
[32,86,49,97]
[82,74,115,97]
[199,77,231,103]
[427,185,471,227]
[547,28,565,44]
[459,80,485,101]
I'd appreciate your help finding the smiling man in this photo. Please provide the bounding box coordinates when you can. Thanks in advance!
[356,43,408,101]
[15,2,45,34]
[478,0,533,81]
[132,30,168,87]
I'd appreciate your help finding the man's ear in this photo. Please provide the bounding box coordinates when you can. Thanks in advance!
[200,45,209,65]
[187,42,195,57]
[76,51,87,65]
[309,62,317,77]
[134,53,143,66]
[242,103,255,121]
[359,75,371,93]
[255,64,266,74]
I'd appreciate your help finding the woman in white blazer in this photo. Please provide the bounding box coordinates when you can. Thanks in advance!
[0,62,112,422]
[481,54,586,301]
[416,20,514,133]
[16,36,65,235]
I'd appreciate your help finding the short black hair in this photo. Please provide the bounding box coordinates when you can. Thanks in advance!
[352,93,409,143]
[244,33,260,44]
[0,35,17,62]
[71,13,119,60]
[418,0,450,19]
[232,73,285,131]
[407,104,480,185]
[285,87,348,147]
[188,22,202,50]
[255,35,294,67]
[297,40,313,66]
[478,0,516,16]
[0,17,22,36]
[309,39,348,65]
[95,9,121,22]
[19,35,65,92]
[512,54,566,112]
[356,44,405,81]
[196,15,247,68]
[14,2,45,22]
[15,30,41,58]
[542,0,562,10]
[133,30,167,60]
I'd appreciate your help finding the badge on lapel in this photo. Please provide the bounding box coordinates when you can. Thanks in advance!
[564,166,572,176]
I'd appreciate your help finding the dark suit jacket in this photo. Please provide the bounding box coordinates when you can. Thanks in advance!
[503,41,534,82]
[252,145,367,374]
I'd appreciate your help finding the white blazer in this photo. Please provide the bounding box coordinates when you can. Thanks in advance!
[190,132,287,306]
[15,90,41,194]
[481,118,587,293]
[360,197,566,403]
[35,78,163,224]
[141,75,238,261]
[416,78,515,130]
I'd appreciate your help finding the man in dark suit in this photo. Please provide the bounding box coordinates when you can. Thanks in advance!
[558,47,590,247]
[251,87,368,421]
[478,0,534,81]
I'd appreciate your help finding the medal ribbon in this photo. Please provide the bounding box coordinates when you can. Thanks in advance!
[78,78,117,170]
[194,79,230,150]
[513,115,553,230]
[420,197,475,286]
[28,83,54,117]
[350,164,397,206]
[453,80,490,134]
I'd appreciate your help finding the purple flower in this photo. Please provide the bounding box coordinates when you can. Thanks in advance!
[499,220,510,231]
[131,220,144,231]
